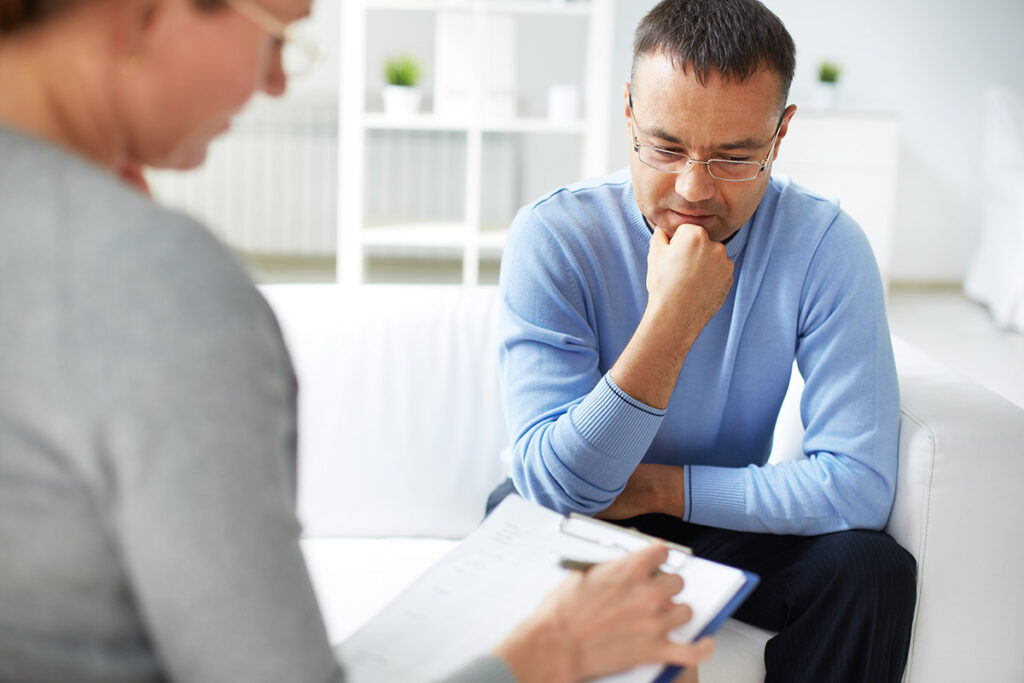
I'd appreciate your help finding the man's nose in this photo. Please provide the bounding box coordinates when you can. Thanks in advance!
[674,161,716,203]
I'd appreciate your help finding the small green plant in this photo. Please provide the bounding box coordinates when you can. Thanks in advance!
[385,55,421,87]
[818,60,842,84]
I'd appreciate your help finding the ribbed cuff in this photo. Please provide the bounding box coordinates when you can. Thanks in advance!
[684,464,747,529]
[440,655,517,683]
[569,374,665,462]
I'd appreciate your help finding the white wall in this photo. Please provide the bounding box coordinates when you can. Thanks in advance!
[164,0,1024,285]
[605,0,1024,284]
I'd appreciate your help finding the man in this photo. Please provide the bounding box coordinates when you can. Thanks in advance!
[490,0,916,681]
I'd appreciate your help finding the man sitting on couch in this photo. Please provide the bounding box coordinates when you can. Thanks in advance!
[490,0,917,681]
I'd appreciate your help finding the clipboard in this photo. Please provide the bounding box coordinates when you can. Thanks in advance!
[556,507,760,682]
[336,494,759,683]
[651,563,760,683]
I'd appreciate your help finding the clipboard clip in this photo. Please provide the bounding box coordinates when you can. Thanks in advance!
[556,513,692,573]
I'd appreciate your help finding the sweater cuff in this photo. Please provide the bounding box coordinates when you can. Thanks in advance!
[568,374,665,461]
[684,464,747,529]
[441,655,517,683]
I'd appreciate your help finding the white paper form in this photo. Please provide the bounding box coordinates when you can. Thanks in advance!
[335,495,748,683]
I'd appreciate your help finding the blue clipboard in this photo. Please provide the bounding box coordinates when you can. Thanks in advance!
[651,569,761,683]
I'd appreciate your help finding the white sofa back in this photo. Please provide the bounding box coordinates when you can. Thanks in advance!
[262,284,509,539]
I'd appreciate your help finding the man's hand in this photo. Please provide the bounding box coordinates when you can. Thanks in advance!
[494,543,714,683]
[610,225,733,410]
[646,224,734,335]
[596,464,685,520]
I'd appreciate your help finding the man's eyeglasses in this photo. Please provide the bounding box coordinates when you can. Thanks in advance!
[629,93,784,182]
[224,0,322,78]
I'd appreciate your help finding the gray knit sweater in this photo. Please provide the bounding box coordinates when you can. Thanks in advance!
[0,126,512,683]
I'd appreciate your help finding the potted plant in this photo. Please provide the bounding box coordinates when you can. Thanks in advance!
[383,54,422,117]
[814,60,842,109]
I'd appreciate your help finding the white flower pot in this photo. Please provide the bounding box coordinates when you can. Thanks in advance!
[383,85,422,117]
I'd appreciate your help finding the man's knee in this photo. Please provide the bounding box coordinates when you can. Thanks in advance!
[822,530,917,607]
[484,478,518,517]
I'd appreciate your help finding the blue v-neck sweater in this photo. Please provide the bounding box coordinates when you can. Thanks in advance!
[499,169,899,535]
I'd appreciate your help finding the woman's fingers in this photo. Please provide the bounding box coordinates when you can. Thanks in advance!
[658,636,716,667]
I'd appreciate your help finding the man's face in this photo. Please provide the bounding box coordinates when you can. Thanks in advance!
[626,53,796,243]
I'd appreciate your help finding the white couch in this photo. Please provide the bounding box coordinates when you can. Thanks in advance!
[261,283,1024,683]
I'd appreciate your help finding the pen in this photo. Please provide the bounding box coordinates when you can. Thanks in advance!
[558,558,597,572]
[559,554,688,574]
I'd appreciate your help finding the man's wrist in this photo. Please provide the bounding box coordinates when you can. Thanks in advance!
[610,311,695,410]
[637,302,700,360]
[664,465,685,518]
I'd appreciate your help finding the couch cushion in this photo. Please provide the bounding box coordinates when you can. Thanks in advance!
[262,284,510,539]
[301,537,457,645]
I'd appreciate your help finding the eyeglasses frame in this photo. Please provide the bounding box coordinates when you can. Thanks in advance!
[628,91,786,183]
[222,0,322,78]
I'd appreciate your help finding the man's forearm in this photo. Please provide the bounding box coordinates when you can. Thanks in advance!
[610,225,733,410]
[608,304,698,410]
[596,463,685,520]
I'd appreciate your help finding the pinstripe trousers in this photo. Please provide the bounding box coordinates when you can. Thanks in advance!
[624,513,917,683]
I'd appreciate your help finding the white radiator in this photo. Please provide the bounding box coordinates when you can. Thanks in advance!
[363,129,521,229]
[148,95,539,258]
[148,94,339,256]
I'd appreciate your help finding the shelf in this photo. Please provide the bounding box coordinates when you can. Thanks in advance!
[339,0,612,284]
[365,0,593,16]
[360,222,506,258]
[363,113,588,134]
[361,222,466,259]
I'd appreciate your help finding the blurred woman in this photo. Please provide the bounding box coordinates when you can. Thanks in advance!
[0,0,712,681]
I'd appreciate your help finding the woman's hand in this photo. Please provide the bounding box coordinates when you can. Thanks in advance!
[494,543,714,683]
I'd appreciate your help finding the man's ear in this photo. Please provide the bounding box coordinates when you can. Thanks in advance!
[623,82,633,139]
[772,103,798,160]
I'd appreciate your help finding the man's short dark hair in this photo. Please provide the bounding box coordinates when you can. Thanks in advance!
[632,0,796,111]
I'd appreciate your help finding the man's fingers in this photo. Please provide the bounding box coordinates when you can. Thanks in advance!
[668,222,714,247]
[651,226,670,246]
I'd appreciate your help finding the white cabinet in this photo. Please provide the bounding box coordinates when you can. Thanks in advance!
[772,110,901,287]
[338,0,613,285]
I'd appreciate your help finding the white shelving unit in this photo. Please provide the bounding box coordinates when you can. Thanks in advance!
[772,109,901,288]
[338,0,613,285]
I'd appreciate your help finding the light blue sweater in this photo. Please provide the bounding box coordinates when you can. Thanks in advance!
[499,169,899,535]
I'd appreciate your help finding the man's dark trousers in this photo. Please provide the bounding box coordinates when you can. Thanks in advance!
[486,479,917,683]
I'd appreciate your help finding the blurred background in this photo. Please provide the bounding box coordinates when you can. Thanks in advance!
[147,0,1024,404]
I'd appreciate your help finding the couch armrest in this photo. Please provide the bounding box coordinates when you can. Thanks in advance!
[887,339,1024,683]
